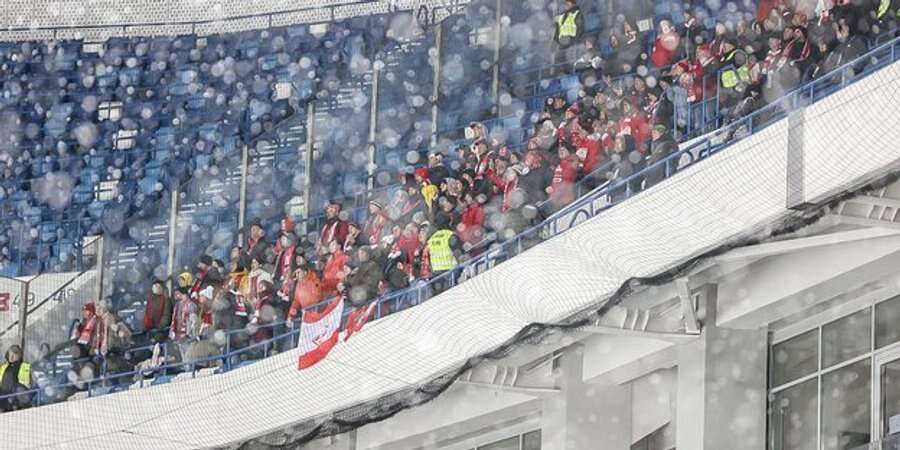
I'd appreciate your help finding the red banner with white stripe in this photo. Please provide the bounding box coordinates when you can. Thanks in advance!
[344,302,377,341]
[297,296,344,370]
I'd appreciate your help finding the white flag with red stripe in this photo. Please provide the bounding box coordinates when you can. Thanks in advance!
[343,302,377,341]
[297,296,344,370]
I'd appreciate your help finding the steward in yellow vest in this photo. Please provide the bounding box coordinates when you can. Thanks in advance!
[555,0,584,47]
[427,229,459,273]
[877,0,900,20]
[719,40,752,93]
[0,345,33,412]
[427,226,460,295]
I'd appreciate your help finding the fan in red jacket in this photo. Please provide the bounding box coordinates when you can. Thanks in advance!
[650,20,680,67]
[362,200,389,246]
[458,192,486,245]
[546,143,581,209]
[694,44,719,101]
[618,101,651,152]
[573,124,603,175]
[557,103,582,145]
[317,202,349,256]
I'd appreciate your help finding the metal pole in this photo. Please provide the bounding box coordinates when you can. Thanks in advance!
[550,0,559,69]
[17,279,29,350]
[367,65,381,192]
[491,0,502,114]
[94,236,105,300]
[165,188,180,291]
[237,144,250,244]
[430,24,443,147]
[302,101,316,234]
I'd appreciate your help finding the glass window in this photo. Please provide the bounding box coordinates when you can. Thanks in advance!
[876,295,900,349]
[772,329,819,387]
[479,436,518,450]
[880,359,900,437]
[822,360,871,450]
[823,308,871,368]
[523,430,541,450]
[769,379,818,450]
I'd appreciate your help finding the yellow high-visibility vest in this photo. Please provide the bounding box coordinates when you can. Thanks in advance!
[0,362,31,389]
[428,229,458,272]
[556,10,580,39]
[720,50,751,89]
[877,0,891,18]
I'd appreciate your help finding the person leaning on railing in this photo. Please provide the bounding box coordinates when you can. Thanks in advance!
[286,260,322,323]
[426,216,460,296]
[645,124,678,189]
[344,246,383,307]
[0,345,32,412]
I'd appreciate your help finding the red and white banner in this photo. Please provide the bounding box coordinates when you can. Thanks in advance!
[344,302,377,341]
[297,296,344,370]
[0,293,8,312]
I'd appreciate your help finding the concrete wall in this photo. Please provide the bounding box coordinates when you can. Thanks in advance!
[677,286,768,450]
[543,345,633,450]
[631,368,676,445]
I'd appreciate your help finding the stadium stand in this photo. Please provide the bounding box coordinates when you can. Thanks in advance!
[1,0,899,422]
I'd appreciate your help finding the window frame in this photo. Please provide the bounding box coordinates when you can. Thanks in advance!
[767,287,900,450]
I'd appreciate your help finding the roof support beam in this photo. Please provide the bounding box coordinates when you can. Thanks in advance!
[676,278,701,335]
[844,195,900,210]
[715,226,900,263]
[833,215,900,231]
[453,381,560,395]
[579,325,698,343]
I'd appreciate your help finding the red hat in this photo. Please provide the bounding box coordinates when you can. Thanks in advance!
[675,60,691,72]
[82,302,96,314]
[281,216,296,234]
[566,103,580,114]
[415,167,430,181]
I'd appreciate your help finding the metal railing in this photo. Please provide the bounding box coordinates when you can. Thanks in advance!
[0,297,356,408]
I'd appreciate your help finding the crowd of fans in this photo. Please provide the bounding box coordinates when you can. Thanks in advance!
[558,0,896,142]
[2,0,899,412]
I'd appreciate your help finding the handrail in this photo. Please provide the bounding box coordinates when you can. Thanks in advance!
[6,296,358,408]
[0,321,303,407]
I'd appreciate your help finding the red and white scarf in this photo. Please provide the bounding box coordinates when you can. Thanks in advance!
[173,301,193,339]
[275,245,295,282]
[190,269,208,301]
[77,315,97,345]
